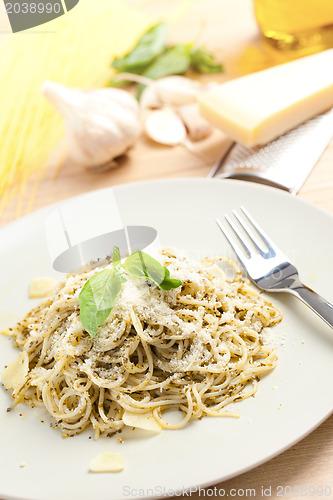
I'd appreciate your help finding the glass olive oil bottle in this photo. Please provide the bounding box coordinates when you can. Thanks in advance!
[254,0,333,54]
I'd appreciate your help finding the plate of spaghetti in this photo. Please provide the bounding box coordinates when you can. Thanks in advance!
[0,179,332,500]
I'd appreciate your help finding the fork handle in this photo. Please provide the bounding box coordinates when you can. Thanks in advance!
[290,281,333,329]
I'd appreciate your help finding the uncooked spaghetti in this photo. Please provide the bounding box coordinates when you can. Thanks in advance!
[0,0,151,215]
[3,249,282,438]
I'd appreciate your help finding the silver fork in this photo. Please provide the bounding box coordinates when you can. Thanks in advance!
[216,207,333,329]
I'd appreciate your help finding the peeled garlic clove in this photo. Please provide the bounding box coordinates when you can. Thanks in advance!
[89,452,125,473]
[29,277,59,298]
[144,108,187,146]
[41,81,141,169]
[140,76,202,110]
[177,103,213,141]
[140,85,162,110]
[2,351,29,390]
[153,76,201,107]
[112,73,202,110]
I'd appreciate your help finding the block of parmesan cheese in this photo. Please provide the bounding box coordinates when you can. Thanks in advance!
[198,49,333,146]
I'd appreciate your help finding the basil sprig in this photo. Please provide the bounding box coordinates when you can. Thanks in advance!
[112,245,121,268]
[108,23,223,91]
[122,251,182,290]
[79,268,123,339]
[111,22,168,73]
[79,247,182,338]
[142,43,193,80]
[190,47,223,74]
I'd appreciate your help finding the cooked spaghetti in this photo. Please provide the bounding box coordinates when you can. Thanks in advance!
[3,249,282,438]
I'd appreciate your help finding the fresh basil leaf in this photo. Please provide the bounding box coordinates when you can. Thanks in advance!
[79,268,122,338]
[112,246,121,268]
[190,47,223,74]
[137,43,193,99]
[160,278,183,290]
[111,22,167,73]
[159,267,182,291]
[123,251,182,290]
[80,249,182,337]
[122,251,165,285]
[143,43,193,78]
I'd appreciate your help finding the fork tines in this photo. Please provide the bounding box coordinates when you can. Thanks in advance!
[216,206,277,266]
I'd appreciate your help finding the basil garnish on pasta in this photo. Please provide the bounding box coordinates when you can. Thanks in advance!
[111,245,121,269]
[122,250,182,290]
[79,247,182,337]
[79,268,123,338]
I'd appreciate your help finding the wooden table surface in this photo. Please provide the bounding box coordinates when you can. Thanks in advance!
[1,1,332,498]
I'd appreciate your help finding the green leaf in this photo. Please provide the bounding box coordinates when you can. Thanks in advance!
[159,267,182,291]
[137,43,193,99]
[122,251,165,284]
[112,246,121,268]
[79,268,122,338]
[111,22,167,73]
[190,47,223,74]
[122,251,182,290]
[142,43,193,78]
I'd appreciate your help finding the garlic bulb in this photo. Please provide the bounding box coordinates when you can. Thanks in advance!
[41,80,141,169]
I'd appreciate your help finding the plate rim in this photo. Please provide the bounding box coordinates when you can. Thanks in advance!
[2,177,333,235]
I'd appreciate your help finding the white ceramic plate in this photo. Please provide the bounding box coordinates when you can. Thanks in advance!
[0,179,332,500]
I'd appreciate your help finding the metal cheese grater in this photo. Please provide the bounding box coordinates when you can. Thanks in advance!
[208,108,333,194]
